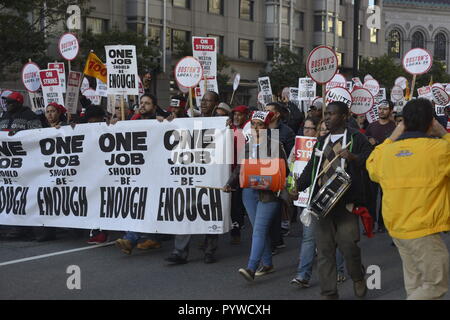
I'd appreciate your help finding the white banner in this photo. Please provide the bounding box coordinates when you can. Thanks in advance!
[0,118,232,234]
[105,45,139,95]
[192,37,217,78]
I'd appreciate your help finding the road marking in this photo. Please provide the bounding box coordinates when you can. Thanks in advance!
[0,241,115,267]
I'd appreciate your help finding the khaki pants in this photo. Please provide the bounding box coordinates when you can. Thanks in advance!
[393,233,449,300]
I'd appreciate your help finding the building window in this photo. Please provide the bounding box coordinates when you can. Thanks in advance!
[370,28,378,43]
[86,17,108,34]
[173,0,190,9]
[295,11,304,31]
[240,0,254,21]
[267,45,274,61]
[172,29,191,50]
[358,24,362,41]
[149,26,162,47]
[282,6,290,25]
[327,13,334,33]
[387,29,401,58]
[207,34,224,54]
[314,15,325,32]
[412,31,425,49]
[336,52,343,67]
[208,0,223,15]
[337,20,344,38]
[435,32,447,61]
[239,39,253,59]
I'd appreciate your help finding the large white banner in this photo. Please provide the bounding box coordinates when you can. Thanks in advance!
[0,118,232,234]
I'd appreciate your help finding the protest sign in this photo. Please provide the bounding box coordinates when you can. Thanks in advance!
[0,118,232,234]
[29,90,45,113]
[105,45,139,95]
[289,88,299,105]
[175,56,203,88]
[417,85,432,100]
[58,33,79,61]
[403,48,433,75]
[48,62,66,93]
[96,78,108,97]
[306,46,338,84]
[352,77,363,88]
[298,78,317,101]
[364,74,374,82]
[39,69,64,107]
[395,76,408,90]
[391,85,404,102]
[83,88,101,106]
[351,88,374,115]
[293,136,317,207]
[326,73,346,91]
[192,37,217,78]
[325,87,352,108]
[258,77,273,105]
[363,79,380,97]
[65,71,82,114]
[233,73,240,92]
[21,62,41,93]
[431,84,450,106]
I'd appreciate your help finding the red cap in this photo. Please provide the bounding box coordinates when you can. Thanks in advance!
[3,92,24,105]
[47,102,67,114]
[232,105,250,114]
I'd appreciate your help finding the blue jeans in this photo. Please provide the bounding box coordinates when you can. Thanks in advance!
[242,188,280,272]
[123,232,163,246]
[296,209,345,281]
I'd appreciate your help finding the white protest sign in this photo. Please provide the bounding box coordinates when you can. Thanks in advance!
[374,88,387,105]
[0,118,232,235]
[346,81,353,92]
[65,71,82,114]
[83,88,101,106]
[81,77,90,92]
[417,85,432,100]
[58,33,79,61]
[21,62,41,93]
[96,78,108,97]
[289,88,299,103]
[351,88,374,115]
[366,106,379,124]
[391,85,404,102]
[306,46,338,84]
[138,76,145,96]
[29,90,45,113]
[352,77,363,88]
[233,73,241,91]
[431,84,450,106]
[258,77,273,105]
[105,45,139,95]
[364,74,374,82]
[403,48,433,75]
[39,69,64,107]
[435,105,446,116]
[199,78,219,97]
[298,78,317,101]
[325,87,352,108]
[326,73,346,91]
[363,79,380,96]
[48,62,66,93]
[175,56,203,88]
[192,37,217,78]
[293,136,317,207]
[395,76,408,90]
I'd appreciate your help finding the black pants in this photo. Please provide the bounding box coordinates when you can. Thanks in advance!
[230,188,245,237]
[315,202,365,297]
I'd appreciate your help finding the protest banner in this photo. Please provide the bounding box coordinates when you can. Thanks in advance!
[325,87,352,108]
[48,62,66,93]
[326,73,346,91]
[65,71,82,114]
[258,77,273,105]
[363,78,380,97]
[58,33,79,61]
[29,90,45,113]
[293,136,317,207]
[0,118,232,234]
[21,62,41,93]
[39,69,64,107]
[351,88,374,115]
[391,85,404,102]
[83,52,107,84]
[298,77,316,101]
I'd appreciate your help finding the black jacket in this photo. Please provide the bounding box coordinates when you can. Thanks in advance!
[0,106,42,131]
[296,127,373,206]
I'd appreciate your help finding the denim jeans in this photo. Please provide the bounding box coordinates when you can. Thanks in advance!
[296,209,345,281]
[123,232,163,246]
[242,188,280,272]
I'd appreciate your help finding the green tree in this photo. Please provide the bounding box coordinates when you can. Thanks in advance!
[0,0,89,77]
[358,55,408,90]
[260,47,306,97]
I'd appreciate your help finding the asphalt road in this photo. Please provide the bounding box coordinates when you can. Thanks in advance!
[1,221,449,301]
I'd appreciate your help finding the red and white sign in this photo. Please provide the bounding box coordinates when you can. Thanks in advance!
[58,33,79,61]
[81,77,90,92]
[48,62,66,93]
[306,46,338,84]
[352,77,363,88]
[395,76,408,90]
[366,105,380,124]
[65,71,82,114]
[39,69,64,107]
[192,37,217,78]
[403,48,433,75]
[138,77,145,96]
[325,87,352,108]
[363,79,380,97]
[21,62,41,93]
[326,73,346,91]
[29,90,45,113]
[175,56,203,88]
[431,84,450,106]
[293,136,317,208]
[417,85,431,98]
[391,85,404,102]
[178,83,190,94]
[364,74,374,83]
[83,88,101,106]
[351,88,374,115]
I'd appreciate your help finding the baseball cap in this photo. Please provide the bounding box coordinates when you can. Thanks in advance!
[2,92,24,105]
[216,102,231,114]
[232,105,250,114]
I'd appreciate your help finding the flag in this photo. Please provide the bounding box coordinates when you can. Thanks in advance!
[83,52,107,83]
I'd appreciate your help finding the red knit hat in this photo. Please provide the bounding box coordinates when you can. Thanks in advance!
[2,92,24,105]
[47,102,67,114]
[232,105,250,114]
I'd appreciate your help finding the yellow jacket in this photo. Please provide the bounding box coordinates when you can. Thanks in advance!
[366,133,450,239]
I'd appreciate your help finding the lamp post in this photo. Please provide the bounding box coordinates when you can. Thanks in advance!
[353,0,360,77]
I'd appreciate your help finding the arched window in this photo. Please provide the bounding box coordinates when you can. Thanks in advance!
[388,29,401,58]
[411,31,425,49]
[434,32,446,61]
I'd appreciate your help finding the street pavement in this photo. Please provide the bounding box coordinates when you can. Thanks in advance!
[1,221,449,300]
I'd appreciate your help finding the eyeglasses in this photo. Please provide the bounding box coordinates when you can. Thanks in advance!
[304,127,317,130]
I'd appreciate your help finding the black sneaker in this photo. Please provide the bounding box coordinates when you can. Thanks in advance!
[238,268,255,282]
[165,254,187,265]
[290,278,310,288]
[353,279,367,298]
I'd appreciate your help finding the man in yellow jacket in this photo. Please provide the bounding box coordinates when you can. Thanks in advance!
[367,98,450,300]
